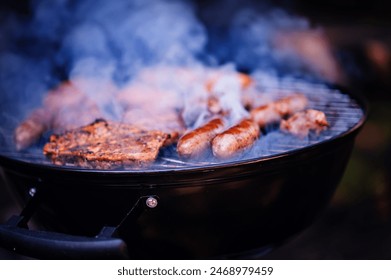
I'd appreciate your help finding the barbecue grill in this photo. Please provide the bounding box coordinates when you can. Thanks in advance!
[0,81,367,259]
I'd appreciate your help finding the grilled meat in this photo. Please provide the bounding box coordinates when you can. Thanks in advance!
[280,109,329,137]
[177,118,226,159]
[212,119,260,159]
[250,104,282,127]
[15,67,253,152]
[274,94,309,116]
[250,94,308,127]
[43,119,168,169]
[14,63,320,169]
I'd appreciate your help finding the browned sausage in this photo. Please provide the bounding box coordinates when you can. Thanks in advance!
[177,118,226,159]
[250,104,282,127]
[212,119,260,159]
[273,93,308,115]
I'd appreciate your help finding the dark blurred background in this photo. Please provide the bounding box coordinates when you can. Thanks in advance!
[266,0,391,259]
[0,0,390,259]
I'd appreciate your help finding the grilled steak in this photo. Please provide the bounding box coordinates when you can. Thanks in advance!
[43,119,168,169]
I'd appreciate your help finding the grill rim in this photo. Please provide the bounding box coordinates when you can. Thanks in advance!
[0,84,368,177]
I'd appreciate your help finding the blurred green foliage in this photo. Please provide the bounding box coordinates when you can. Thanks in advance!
[333,100,391,206]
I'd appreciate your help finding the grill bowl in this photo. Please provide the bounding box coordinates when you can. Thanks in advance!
[0,85,367,259]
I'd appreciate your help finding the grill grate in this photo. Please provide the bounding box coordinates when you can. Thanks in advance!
[156,82,364,169]
[0,82,364,170]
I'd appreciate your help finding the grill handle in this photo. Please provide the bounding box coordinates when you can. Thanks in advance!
[0,215,129,259]
[0,190,158,259]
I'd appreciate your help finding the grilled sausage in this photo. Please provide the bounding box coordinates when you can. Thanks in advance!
[212,119,260,159]
[177,118,226,159]
[250,94,308,127]
[250,104,282,127]
[14,108,50,151]
[273,93,308,115]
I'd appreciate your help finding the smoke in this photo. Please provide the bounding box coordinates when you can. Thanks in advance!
[56,0,207,82]
[0,0,362,168]
[0,0,208,124]
[0,0,339,93]
[228,8,310,71]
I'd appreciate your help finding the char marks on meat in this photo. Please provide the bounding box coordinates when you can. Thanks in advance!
[43,119,168,169]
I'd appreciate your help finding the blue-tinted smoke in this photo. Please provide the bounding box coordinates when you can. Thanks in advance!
[0,0,338,122]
